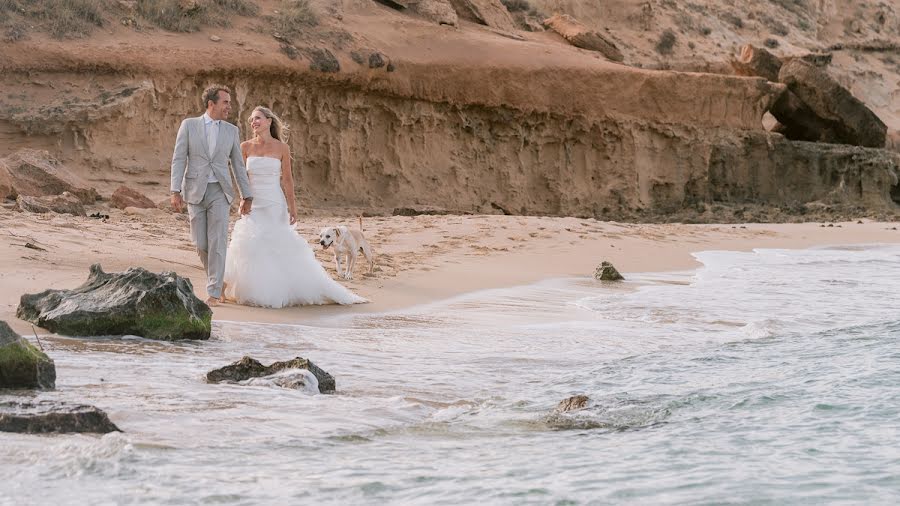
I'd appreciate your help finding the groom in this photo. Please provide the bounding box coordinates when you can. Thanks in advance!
[170,84,253,306]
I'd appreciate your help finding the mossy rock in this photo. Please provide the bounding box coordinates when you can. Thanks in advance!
[17,264,211,341]
[0,321,55,389]
[594,261,625,281]
[207,356,336,394]
[0,401,119,433]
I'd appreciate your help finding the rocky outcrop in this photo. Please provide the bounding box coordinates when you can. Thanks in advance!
[778,59,888,148]
[543,14,624,62]
[111,185,156,209]
[730,46,888,149]
[0,321,55,390]
[730,44,783,82]
[412,0,458,25]
[0,401,120,434]
[207,356,336,394]
[16,192,85,216]
[0,149,98,203]
[594,261,624,281]
[17,264,211,341]
[449,0,517,31]
[770,89,836,144]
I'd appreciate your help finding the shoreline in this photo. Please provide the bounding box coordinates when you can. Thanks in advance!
[3,208,897,335]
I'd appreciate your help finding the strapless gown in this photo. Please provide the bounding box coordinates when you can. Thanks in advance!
[223,156,366,308]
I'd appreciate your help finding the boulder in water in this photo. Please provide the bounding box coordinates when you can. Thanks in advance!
[594,261,624,281]
[556,395,590,413]
[17,264,211,341]
[0,321,55,389]
[207,356,336,394]
[0,400,120,434]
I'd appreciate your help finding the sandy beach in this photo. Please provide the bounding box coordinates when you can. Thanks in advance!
[3,203,898,335]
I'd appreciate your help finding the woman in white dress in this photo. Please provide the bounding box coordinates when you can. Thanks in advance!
[222,106,366,308]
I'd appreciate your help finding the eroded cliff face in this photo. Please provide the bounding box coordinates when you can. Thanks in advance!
[1,67,897,220]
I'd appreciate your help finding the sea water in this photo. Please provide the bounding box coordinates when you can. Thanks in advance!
[3,244,900,504]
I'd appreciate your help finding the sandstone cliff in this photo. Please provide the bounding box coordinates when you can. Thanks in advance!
[0,0,897,220]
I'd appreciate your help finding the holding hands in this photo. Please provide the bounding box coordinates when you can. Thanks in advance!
[239,198,253,215]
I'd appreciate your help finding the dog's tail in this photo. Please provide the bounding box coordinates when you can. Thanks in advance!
[358,215,363,232]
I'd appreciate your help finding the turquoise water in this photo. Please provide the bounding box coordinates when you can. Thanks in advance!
[3,245,900,504]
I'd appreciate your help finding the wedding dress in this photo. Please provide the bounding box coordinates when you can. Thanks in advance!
[223,156,366,308]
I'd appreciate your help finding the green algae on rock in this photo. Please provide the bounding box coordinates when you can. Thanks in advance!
[17,264,211,341]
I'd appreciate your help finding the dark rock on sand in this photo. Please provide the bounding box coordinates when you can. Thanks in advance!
[0,321,55,389]
[594,261,625,281]
[207,356,336,394]
[0,400,120,434]
[17,264,211,341]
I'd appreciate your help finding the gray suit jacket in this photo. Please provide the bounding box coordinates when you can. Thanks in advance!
[170,115,252,205]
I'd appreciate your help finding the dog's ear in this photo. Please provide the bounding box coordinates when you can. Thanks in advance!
[334,228,341,237]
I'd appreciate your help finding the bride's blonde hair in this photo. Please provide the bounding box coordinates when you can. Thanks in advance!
[250,106,289,142]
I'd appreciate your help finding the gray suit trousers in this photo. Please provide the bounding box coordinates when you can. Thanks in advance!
[188,182,229,299]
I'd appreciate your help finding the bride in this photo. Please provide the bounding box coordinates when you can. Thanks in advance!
[222,106,366,308]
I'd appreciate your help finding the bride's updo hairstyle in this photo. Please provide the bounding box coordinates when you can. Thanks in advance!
[251,106,289,142]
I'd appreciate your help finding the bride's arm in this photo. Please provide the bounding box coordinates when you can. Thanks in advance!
[280,143,297,225]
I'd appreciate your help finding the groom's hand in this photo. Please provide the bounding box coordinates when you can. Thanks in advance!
[171,192,184,213]
[239,198,252,215]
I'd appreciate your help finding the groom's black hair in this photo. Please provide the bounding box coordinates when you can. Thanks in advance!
[202,84,231,109]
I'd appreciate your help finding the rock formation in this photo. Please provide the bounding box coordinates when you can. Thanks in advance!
[207,356,336,394]
[0,401,120,434]
[730,45,888,149]
[412,0,458,26]
[0,149,98,203]
[16,192,86,216]
[111,185,156,209]
[778,59,887,148]
[556,395,590,413]
[543,14,624,62]
[17,264,212,341]
[730,44,783,82]
[0,321,55,390]
[449,0,516,31]
[594,261,624,281]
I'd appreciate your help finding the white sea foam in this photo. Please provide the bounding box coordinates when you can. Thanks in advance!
[4,244,900,504]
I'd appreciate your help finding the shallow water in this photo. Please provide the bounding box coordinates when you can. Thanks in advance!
[4,245,900,504]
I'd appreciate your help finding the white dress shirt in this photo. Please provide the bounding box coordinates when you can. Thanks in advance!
[203,112,220,183]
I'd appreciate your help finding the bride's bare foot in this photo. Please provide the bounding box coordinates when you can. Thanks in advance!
[205,297,220,307]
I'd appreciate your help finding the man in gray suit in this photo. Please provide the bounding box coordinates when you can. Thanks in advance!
[170,84,252,306]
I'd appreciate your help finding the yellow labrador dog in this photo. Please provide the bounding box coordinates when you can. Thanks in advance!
[319,218,375,280]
